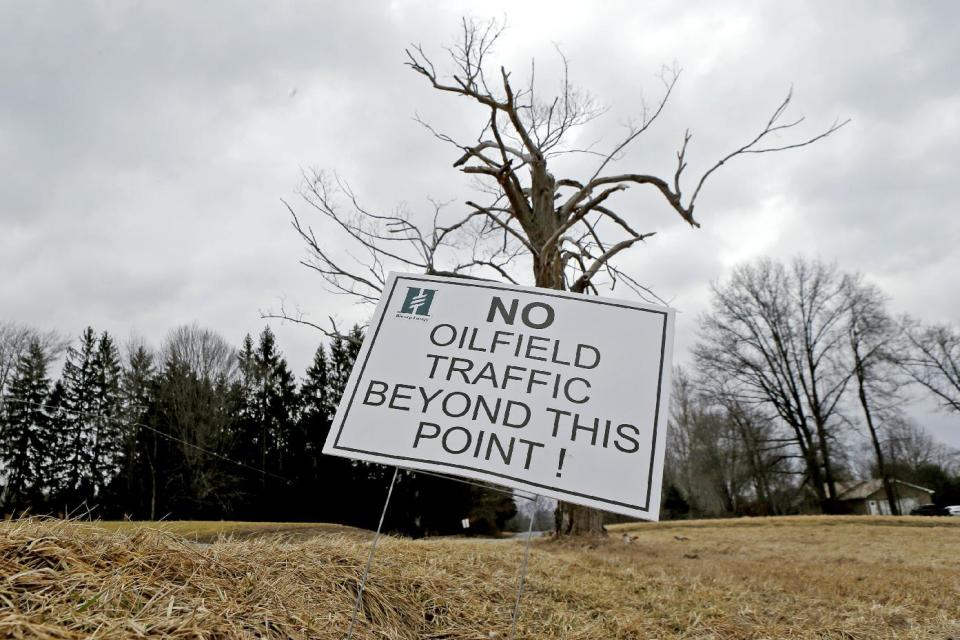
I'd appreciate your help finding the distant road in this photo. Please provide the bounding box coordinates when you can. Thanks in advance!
[513,530,549,540]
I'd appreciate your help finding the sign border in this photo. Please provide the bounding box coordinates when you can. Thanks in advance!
[328,273,670,514]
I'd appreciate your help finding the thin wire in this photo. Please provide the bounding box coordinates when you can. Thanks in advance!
[3,398,290,483]
[510,495,539,640]
[6,398,540,500]
[5,399,539,511]
[346,466,399,640]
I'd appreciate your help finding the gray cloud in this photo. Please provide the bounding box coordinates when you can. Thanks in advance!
[1,1,957,447]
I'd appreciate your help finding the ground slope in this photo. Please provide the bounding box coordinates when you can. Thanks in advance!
[1,516,958,639]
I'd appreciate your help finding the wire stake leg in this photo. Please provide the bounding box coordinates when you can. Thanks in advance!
[509,495,539,640]
[346,466,399,639]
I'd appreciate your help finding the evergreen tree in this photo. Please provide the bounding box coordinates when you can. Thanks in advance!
[124,345,156,417]
[44,379,68,512]
[662,485,691,520]
[328,326,363,396]
[56,327,98,505]
[0,339,55,513]
[295,343,358,521]
[301,344,333,420]
[256,327,298,477]
[104,342,156,517]
[53,328,126,509]
[279,345,322,514]
[324,326,396,526]
[236,333,257,423]
[298,344,333,472]
[468,488,517,536]
[232,327,299,518]
[88,331,124,498]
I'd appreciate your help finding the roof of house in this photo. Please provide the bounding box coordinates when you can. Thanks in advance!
[837,478,934,501]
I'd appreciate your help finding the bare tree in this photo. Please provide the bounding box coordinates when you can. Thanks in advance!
[900,320,960,414]
[153,324,240,517]
[0,321,68,410]
[285,18,846,534]
[706,386,794,515]
[884,414,958,474]
[664,368,706,513]
[161,323,238,385]
[668,367,793,516]
[843,277,905,514]
[666,368,746,515]
[694,257,853,513]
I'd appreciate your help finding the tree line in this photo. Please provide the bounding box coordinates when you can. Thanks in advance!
[3,255,957,527]
[665,256,960,518]
[0,322,515,535]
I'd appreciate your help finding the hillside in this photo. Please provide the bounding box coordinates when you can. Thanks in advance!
[2,516,958,638]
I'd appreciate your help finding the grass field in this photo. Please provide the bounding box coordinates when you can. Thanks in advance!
[86,520,362,542]
[2,516,958,638]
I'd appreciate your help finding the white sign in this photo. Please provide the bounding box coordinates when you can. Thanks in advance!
[323,273,675,520]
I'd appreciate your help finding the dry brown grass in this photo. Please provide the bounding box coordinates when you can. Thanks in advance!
[1,516,958,639]
[87,520,361,543]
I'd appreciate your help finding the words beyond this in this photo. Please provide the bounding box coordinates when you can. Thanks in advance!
[361,298,644,477]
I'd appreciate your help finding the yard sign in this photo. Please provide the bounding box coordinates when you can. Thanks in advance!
[323,272,675,520]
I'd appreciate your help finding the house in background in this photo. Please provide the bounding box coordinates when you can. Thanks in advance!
[837,479,934,515]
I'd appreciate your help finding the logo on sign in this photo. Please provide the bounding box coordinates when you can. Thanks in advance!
[399,287,436,317]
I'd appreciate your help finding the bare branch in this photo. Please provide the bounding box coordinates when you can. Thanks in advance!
[260,301,365,345]
[570,233,654,293]
[590,64,681,180]
[687,89,850,212]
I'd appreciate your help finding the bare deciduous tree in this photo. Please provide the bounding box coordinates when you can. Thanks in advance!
[666,368,746,515]
[843,277,905,514]
[883,414,958,474]
[705,385,795,515]
[900,320,960,414]
[153,324,240,517]
[284,18,847,535]
[668,367,794,517]
[161,323,238,385]
[695,257,853,513]
[0,321,68,410]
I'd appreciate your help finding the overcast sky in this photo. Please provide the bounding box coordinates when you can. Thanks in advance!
[2,1,958,446]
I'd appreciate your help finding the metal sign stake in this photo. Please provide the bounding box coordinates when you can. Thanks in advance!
[509,495,539,640]
[346,466,399,640]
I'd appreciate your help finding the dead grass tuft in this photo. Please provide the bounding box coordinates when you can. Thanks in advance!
[1,516,958,638]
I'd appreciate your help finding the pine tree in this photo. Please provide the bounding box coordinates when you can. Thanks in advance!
[257,327,298,476]
[232,333,261,513]
[54,328,127,508]
[294,344,343,520]
[236,333,257,423]
[328,331,356,398]
[232,327,299,518]
[57,327,98,503]
[465,485,517,536]
[323,326,404,527]
[0,339,55,512]
[110,344,156,516]
[45,379,68,509]
[301,345,332,420]
[88,331,124,498]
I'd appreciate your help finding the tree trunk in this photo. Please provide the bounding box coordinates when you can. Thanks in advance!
[530,175,606,538]
[814,420,840,513]
[555,502,604,536]
[149,438,157,521]
[729,408,775,515]
[787,414,829,511]
[855,358,899,515]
